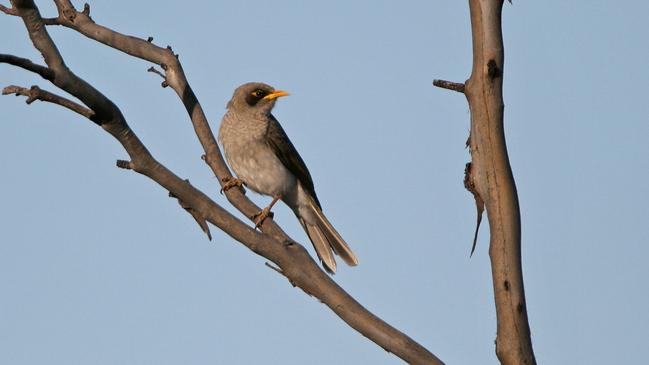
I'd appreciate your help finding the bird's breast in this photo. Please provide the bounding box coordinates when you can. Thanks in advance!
[219,110,297,197]
[222,140,296,198]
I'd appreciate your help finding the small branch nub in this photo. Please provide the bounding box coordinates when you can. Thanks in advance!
[265,262,285,276]
[147,66,168,87]
[116,159,133,170]
[433,79,465,93]
[147,66,164,79]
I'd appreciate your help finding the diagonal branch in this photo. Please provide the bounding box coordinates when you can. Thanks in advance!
[2,84,96,120]
[49,0,289,240]
[0,54,55,80]
[2,1,444,364]
[7,0,263,259]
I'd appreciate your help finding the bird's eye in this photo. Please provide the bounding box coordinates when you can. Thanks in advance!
[251,89,265,98]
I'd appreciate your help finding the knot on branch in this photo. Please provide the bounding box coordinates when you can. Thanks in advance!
[59,2,92,23]
[487,59,501,79]
[25,85,41,104]
[62,7,76,22]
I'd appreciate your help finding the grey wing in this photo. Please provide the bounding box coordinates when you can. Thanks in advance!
[265,114,321,208]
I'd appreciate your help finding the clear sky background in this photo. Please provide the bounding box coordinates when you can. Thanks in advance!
[1,1,648,364]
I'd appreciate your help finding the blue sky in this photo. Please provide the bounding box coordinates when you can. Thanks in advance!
[1,1,648,364]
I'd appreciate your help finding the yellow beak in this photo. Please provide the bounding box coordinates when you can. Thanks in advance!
[262,90,290,100]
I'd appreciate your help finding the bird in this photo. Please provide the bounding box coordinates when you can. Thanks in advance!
[218,82,358,274]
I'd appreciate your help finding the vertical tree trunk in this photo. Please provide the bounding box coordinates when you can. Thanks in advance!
[437,1,537,364]
[465,1,536,364]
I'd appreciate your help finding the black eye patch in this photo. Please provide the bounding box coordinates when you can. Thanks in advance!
[245,89,267,106]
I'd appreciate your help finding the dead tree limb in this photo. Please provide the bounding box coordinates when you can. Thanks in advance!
[434,0,537,364]
[2,84,95,119]
[2,1,443,364]
[48,0,291,240]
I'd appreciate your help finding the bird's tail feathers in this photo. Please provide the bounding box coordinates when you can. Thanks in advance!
[299,197,358,274]
[300,218,337,274]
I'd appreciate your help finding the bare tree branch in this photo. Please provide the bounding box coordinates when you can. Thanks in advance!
[49,0,290,239]
[436,0,537,364]
[2,84,95,120]
[0,54,54,80]
[0,3,17,15]
[3,1,444,363]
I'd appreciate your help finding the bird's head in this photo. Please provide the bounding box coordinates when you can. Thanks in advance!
[226,82,290,115]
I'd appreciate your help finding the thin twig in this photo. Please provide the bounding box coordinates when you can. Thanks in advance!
[169,181,213,241]
[147,66,168,87]
[0,3,17,15]
[147,66,165,79]
[433,79,466,93]
[265,262,286,276]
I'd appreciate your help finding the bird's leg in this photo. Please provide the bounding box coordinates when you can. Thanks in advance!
[220,176,246,194]
[253,195,281,229]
